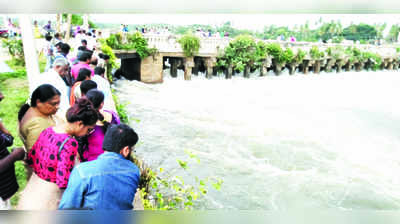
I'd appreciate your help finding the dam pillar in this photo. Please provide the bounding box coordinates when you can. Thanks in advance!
[302,59,310,74]
[184,57,194,81]
[226,65,233,79]
[205,57,216,79]
[170,58,178,78]
[244,65,250,78]
[140,53,163,83]
[387,58,394,70]
[313,60,321,74]
[345,61,352,72]
[325,58,336,72]
[193,57,201,75]
[288,63,297,75]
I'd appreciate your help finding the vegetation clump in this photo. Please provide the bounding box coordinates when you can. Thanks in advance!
[177,33,200,57]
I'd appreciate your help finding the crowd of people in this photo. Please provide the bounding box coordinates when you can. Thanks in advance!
[0,31,141,210]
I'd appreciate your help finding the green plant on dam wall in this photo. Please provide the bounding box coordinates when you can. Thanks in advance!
[177,33,200,57]
[101,32,157,59]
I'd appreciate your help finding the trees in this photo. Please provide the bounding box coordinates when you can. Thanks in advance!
[315,21,343,42]
[386,24,400,43]
[342,24,378,41]
[61,14,97,29]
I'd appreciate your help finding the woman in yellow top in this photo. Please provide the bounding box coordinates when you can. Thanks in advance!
[18,84,61,178]
[33,20,41,39]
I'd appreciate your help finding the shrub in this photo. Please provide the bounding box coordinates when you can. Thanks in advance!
[266,43,285,64]
[309,46,324,60]
[139,150,223,210]
[177,33,200,57]
[103,32,157,59]
[254,41,269,67]
[326,46,344,60]
[218,35,257,71]
[2,38,25,66]
[294,49,306,63]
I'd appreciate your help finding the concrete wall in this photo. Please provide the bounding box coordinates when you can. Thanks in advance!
[140,53,163,83]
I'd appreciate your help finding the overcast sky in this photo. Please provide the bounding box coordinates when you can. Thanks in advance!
[2,14,400,34]
[89,14,400,31]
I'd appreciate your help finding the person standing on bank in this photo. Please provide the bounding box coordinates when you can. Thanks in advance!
[17,99,98,210]
[0,91,25,210]
[59,124,140,210]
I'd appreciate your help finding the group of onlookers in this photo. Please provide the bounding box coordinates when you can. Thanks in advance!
[0,32,141,210]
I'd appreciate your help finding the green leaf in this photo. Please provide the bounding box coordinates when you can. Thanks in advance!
[177,159,188,170]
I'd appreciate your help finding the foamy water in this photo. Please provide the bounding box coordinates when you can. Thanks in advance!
[113,69,400,209]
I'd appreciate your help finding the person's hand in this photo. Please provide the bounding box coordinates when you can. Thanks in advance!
[0,121,11,136]
[11,147,26,161]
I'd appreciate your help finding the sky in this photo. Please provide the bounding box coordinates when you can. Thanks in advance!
[2,14,400,35]
[89,14,400,31]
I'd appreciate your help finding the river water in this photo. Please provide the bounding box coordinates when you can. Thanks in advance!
[113,69,400,210]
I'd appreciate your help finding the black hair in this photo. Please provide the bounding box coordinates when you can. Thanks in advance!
[90,58,98,66]
[60,43,70,55]
[103,54,110,60]
[74,68,92,84]
[55,33,61,38]
[81,39,87,45]
[54,42,63,51]
[103,124,139,153]
[80,80,97,96]
[98,53,104,59]
[85,89,104,110]
[18,84,61,121]
[78,50,92,62]
[77,46,86,51]
[114,68,123,79]
[45,34,52,41]
[85,89,109,132]
[66,98,98,126]
[94,67,105,76]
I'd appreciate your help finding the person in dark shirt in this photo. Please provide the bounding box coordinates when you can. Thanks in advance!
[0,90,25,209]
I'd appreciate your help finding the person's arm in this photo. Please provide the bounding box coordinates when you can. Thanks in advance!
[0,121,11,136]
[0,148,25,172]
[58,167,87,209]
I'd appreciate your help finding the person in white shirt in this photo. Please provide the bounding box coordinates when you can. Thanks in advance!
[42,34,54,72]
[92,67,116,112]
[35,58,71,120]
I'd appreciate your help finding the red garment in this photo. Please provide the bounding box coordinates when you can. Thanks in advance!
[69,81,81,107]
[27,127,78,189]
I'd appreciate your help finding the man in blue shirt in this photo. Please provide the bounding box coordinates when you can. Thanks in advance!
[59,124,140,210]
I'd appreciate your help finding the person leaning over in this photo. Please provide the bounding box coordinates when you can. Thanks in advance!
[18,84,61,179]
[59,124,140,210]
[17,99,98,210]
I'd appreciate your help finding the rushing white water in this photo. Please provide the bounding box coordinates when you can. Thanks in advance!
[113,69,400,210]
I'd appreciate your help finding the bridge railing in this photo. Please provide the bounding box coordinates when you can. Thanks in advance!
[143,34,231,55]
[141,33,400,57]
